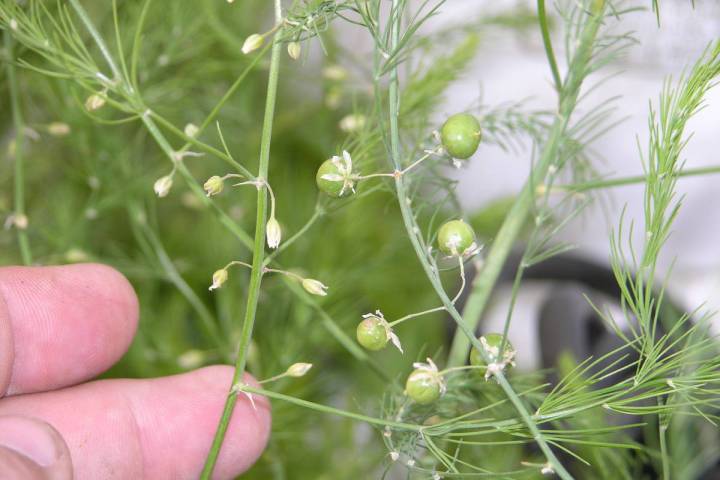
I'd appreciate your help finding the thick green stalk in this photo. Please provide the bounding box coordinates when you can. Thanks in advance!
[200,1,283,477]
[385,2,571,478]
[447,0,606,369]
[5,31,32,265]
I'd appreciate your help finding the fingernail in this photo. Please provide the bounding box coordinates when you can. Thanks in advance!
[0,416,64,467]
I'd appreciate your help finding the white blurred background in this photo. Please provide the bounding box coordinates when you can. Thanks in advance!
[442,1,720,365]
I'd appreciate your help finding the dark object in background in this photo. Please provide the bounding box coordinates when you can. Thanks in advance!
[450,250,716,478]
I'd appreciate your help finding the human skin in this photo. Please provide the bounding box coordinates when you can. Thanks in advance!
[0,263,270,479]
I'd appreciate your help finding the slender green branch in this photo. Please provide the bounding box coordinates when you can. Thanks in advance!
[555,164,720,192]
[200,1,283,477]
[240,385,423,431]
[384,2,572,478]
[537,0,562,91]
[5,30,32,265]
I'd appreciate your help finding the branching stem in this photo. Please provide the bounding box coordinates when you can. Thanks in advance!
[200,1,284,477]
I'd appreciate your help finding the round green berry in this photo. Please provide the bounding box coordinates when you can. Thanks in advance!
[356,316,388,351]
[440,113,482,159]
[470,333,515,371]
[316,159,352,197]
[437,220,475,256]
[405,369,442,405]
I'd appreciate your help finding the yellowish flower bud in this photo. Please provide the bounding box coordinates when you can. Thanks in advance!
[209,269,228,291]
[242,34,264,55]
[266,216,281,249]
[286,363,312,377]
[287,42,301,60]
[184,123,199,138]
[84,92,106,112]
[203,175,225,197]
[339,114,366,133]
[302,278,328,296]
[47,122,71,137]
[322,65,348,81]
[153,175,173,198]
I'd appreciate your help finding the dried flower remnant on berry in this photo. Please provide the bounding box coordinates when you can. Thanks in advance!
[469,333,516,380]
[316,150,356,197]
[405,358,446,405]
[356,311,403,353]
[437,219,476,257]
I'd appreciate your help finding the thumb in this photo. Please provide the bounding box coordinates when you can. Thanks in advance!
[0,416,72,480]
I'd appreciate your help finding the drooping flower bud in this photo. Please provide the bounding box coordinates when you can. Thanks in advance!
[266,216,281,249]
[242,34,264,54]
[153,175,173,198]
[203,175,225,197]
[208,269,228,291]
[286,363,313,377]
[287,42,301,60]
[85,92,106,112]
[301,278,328,296]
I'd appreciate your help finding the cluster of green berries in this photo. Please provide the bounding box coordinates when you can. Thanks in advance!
[401,333,515,405]
[315,113,482,197]
[326,113,485,405]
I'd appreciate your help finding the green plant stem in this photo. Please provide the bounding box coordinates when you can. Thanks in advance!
[5,30,32,265]
[384,2,571,478]
[556,164,720,192]
[537,0,562,92]
[200,1,283,477]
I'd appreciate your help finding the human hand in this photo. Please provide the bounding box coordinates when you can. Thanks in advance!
[0,264,270,479]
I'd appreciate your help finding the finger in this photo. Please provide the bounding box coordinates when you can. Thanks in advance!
[0,264,139,396]
[0,415,73,480]
[0,366,270,480]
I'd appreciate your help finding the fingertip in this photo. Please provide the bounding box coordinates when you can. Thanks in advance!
[0,263,139,395]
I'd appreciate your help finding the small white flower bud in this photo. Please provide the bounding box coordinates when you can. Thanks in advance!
[153,175,173,198]
[301,278,328,296]
[6,213,28,230]
[389,451,399,462]
[339,114,366,133]
[10,19,18,31]
[322,65,348,81]
[209,269,228,291]
[266,216,281,249]
[203,175,225,197]
[242,34,264,54]
[177,349,206,369]
[287,42,301,60]
[64,248,89,263]
[184,123,199,138]
[84,92,106,112]
[47,122,71,136]
[286,362,312,377]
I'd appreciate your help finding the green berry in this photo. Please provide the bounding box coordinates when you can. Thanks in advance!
[405,369,442,405]
[437,220,475,256]
[356,316,388,351]
[316,159,353,197]
[440,113,481,159]
[470,333,515,372]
